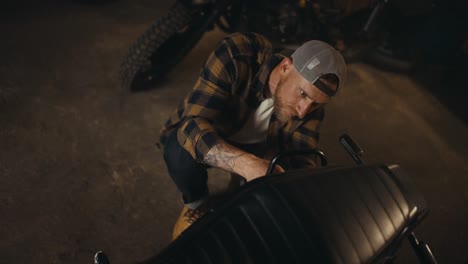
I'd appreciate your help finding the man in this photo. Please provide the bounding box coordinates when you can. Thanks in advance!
[160,32,346,239]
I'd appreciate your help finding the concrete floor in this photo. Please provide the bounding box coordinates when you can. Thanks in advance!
[1,1,467,263]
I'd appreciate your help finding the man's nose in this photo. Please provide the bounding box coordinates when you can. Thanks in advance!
[296,100,312,119]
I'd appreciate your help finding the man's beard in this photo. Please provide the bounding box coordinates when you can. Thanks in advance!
[272,81,293,124]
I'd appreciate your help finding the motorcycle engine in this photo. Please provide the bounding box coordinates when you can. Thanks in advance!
[260,0,324,43]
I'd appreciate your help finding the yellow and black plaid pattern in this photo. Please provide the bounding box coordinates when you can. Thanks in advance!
[161,32,324,168]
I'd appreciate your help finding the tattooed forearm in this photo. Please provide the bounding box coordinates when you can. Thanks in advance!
[204,141,278,181]
[203,142,248,173]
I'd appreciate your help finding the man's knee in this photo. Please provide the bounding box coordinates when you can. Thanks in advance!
[163,130,201,174]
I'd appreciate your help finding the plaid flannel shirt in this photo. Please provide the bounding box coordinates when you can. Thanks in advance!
[160,32,324,168]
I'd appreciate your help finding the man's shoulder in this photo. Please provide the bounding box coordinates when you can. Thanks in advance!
[223,32,271,46]
[221,32,272,60]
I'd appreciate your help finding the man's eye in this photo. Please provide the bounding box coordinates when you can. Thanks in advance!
[299,89,307,97]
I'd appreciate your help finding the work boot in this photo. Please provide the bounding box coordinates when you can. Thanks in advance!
[172,205,207,240]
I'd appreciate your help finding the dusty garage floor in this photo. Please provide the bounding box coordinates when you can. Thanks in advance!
[1,1,467,263]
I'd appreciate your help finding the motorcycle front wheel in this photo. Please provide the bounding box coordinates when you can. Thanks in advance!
[120,2,196,91]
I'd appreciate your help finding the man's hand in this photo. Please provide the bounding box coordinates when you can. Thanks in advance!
[203,142,285,182]
[239,155,285,182]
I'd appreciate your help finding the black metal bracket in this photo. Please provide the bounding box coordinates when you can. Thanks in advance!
[339,133,364,165]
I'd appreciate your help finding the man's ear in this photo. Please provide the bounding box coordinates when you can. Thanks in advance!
[280,57,293,73]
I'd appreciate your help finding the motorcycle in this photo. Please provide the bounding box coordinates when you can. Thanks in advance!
[119,0,403,91]
[94,134,438,263]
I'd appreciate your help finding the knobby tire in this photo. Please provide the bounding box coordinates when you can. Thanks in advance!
[120,2,192,91]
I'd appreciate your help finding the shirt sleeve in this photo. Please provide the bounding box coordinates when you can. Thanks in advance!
[287,108,325,168]
[176,39,236,161]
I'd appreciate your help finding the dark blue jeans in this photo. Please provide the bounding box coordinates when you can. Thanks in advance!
[163,130,260,204]
[163,130,210,204]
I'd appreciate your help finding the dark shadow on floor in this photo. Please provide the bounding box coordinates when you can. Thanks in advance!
[411,56,468,124]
